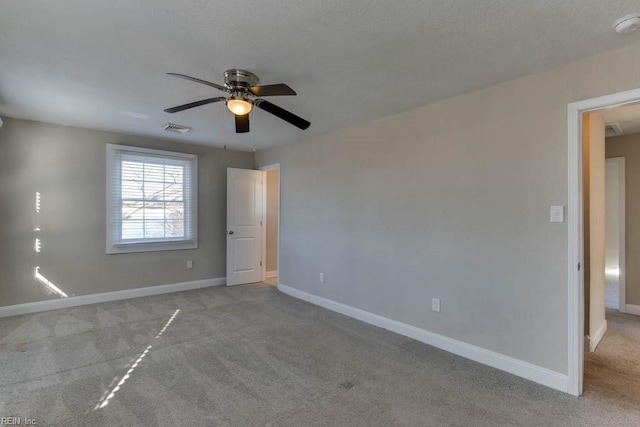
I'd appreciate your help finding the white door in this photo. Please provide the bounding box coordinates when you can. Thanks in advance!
[227,168,263,286]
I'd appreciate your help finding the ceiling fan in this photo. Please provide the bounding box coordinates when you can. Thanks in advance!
[164,69,310,133]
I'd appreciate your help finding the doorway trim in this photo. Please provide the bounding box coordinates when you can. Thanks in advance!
[568,88,640,396]
[259,163,281,283]
[605,157,626,313]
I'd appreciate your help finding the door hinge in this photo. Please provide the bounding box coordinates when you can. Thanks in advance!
[260,220,263,226]
[260,261,262,266]
[578,262,581,271]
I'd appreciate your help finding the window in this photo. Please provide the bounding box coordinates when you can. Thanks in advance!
[106,144,197,254]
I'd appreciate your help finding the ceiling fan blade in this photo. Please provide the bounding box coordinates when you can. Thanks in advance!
[167,73,227,92]
[254,99,310,130]
[235,114,250,133]
[248,84,297,97]
[164,97,226,113]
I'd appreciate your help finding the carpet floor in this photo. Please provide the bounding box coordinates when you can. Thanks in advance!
[584,309,640,413]
[1,283,639,426]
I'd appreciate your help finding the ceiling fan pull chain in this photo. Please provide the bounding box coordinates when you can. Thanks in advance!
[252,113,257,152]
[223,100,227,124]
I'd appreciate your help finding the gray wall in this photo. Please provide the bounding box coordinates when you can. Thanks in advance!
[256,42,640,374]
[0,118,253,306]
[607,133,640,306]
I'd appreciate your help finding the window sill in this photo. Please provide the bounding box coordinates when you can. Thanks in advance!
[106,240,198,254]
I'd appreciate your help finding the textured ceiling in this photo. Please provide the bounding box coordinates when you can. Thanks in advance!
[1,0,640,151]
[601,103,640,136]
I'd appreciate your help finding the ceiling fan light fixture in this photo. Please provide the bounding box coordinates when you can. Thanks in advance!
[227,98,252,115]
[165,70,310,132]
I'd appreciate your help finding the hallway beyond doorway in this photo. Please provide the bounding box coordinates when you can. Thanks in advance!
[264,276,278,286]
[585,310,640,408]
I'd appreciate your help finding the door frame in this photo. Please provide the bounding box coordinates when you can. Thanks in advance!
[567,88,640,396]
[259,163,281,283]
[605,157,626,313]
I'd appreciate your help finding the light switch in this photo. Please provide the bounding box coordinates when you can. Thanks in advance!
[550,206,564,223]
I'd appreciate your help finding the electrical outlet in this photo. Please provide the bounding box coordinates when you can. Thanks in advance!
[319,273,325,283]
[187,260,193,269]
[432,298,441,312]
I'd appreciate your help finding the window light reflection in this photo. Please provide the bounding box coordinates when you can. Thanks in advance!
[34,267,68,298]
[156,309,180,338]
[94,345,153,409]
[93,309,181,410]
[606,268,620,277]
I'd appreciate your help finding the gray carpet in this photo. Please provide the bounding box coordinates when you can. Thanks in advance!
[1,283,639,426]
[584,309,640,413]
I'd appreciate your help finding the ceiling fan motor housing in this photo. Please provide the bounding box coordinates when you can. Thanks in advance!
[224,69,260,92]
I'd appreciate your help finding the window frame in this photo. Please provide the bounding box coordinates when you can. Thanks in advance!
[106,144,198,254]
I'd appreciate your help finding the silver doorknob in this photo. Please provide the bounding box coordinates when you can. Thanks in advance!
[228,230,234,235]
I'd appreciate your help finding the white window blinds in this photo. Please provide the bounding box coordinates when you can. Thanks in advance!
[106,144,197,254]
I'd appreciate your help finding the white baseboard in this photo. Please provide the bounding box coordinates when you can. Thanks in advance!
[625,304,640,316]
[266,270,278,279]
[0,277,226,318]
[277,283,310,301]
[277,283,569,393]
[589,319,607,352]
[584,335,590,353]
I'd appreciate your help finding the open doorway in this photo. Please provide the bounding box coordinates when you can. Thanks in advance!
[567,89,640,398]
[261,164,280,287]
[572,99,640,401]
[225,165,280,287]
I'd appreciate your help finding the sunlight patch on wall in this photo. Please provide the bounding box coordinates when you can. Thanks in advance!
[34,267,68,298]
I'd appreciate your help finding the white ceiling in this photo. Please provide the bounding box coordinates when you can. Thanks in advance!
[1,1,640,151]
[601,103,640,136]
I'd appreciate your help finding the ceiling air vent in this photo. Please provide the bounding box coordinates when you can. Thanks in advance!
[605,123,623,137]
[162,123,191,134]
